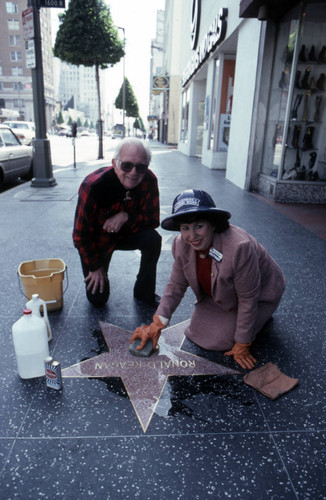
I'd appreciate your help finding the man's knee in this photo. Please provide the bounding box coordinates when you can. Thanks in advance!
[86,280,110,307]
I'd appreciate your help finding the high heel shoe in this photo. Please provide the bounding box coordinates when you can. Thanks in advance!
[308,45,317,62]
[317,73,325,91]
[318,45,326,64]
[299,44,307,62]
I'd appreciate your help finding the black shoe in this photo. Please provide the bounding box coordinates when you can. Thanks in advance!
[134,293,161,308]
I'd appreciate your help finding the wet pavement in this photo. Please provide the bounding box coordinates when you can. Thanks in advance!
[1,140,325,499]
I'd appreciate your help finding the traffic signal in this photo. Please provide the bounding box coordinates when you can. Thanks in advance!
[71,121,77,138]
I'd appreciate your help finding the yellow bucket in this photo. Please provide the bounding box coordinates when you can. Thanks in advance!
[18,258,66,311]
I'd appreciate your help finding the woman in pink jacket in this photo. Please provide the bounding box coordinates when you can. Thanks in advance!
[130,189,285,370]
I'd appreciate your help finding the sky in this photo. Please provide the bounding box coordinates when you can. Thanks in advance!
[51,0,165,123]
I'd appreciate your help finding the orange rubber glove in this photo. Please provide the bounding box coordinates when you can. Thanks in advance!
[224,342,257,370]
[130,314,165,351]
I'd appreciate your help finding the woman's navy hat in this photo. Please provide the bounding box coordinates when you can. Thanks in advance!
[161,189,231,231]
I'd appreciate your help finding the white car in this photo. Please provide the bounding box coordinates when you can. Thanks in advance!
[3,121,35,145]
[0,125,33,188]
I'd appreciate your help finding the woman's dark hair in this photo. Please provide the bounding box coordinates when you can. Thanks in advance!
[174,212,230,233]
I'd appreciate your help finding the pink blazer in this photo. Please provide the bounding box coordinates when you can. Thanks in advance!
[157,225,285,343]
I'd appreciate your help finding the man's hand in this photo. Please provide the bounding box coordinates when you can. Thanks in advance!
[224,342,257,370]
[84,267,109,295]
[103,212,128,233]
[130,314,165,351]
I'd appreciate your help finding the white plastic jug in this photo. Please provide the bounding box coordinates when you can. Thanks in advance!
[26,293,52,341]
[12,309,49,379]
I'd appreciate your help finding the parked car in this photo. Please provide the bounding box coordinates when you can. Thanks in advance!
[2,121,35,145]
[0,125,33,188]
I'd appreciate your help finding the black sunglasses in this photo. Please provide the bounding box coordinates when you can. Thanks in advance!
[119,161,148,174]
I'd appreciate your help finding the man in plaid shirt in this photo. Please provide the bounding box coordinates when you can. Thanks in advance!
[73,138,161,307]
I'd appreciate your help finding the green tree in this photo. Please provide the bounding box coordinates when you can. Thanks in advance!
[77,117,82,127]
[68,115,72,125]
[84,119,89,128]
[133,117,145,136]
[115,78,139,118]
[53,0,124,158]
[57,110,64,124]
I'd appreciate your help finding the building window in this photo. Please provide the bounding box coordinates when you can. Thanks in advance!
[0,83,3,91]
[180,88,189,143]
[14,99,24,108]
[13,82,24,90]
[9,35,21,46]
[0,66,3,76]
[11,66,23,76]
[8,19,20,30]
[10,51,22,62]
[6,2,18,14]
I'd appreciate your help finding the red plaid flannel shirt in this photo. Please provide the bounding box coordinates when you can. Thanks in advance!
[73,166,160,270]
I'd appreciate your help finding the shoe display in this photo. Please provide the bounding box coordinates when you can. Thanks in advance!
[294,70,301,89]
[301,91,311,121]
[291,125,301,148]
[318,45,326,64]
[314,95,323,122]
[291,94,303,120]
[308,152,317,169]
[316,73,325,91]
[301,67,311,89]
[302,126,314,151]
[308,45,317,61]
[299,44,307,62]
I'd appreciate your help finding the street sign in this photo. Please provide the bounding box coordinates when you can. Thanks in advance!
[25,40,36,69]
[22,7,34,40]
[39,0,65,7]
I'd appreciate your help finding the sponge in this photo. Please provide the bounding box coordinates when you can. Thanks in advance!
[129,338,155,357]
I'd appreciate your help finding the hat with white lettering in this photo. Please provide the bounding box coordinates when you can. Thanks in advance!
[161,189,231,231]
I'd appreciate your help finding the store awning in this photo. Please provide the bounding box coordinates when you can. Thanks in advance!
[239,0,299,20]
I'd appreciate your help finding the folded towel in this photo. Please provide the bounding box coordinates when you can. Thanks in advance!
[243,362,299,400]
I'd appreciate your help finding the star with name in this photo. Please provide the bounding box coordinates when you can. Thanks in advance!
[62,320,240,432]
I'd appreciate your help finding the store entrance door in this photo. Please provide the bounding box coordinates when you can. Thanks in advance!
[195,100,205,156]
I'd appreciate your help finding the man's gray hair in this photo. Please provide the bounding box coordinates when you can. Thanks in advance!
[113,138,152,164]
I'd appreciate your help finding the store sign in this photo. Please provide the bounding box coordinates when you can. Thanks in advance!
[182,7,228,87]
[152,76,170,91]
[190,0,201,50]
[25,40,36,69]
[22,7,34,40]
[39,0,65,7]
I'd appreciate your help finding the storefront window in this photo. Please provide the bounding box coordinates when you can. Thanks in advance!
[180,88,189,143]
[261,3,326,183]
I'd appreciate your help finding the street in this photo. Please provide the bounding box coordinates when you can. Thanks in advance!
[50,134,116,171]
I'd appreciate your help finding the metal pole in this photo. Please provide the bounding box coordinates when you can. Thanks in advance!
[29,0,56,187]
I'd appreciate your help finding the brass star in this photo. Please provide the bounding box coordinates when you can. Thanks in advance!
[62,320,240,432]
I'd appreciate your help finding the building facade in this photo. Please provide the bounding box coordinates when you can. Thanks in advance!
[0,1,55,127]
[55,61,98,124]
[149,9,165,140]
[168,0,326,203]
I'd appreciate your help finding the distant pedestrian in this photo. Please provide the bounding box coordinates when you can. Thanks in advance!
[130,189,285,370]
[73,138,161,308]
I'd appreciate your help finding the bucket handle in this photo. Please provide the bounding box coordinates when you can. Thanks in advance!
[17,265,69,306]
